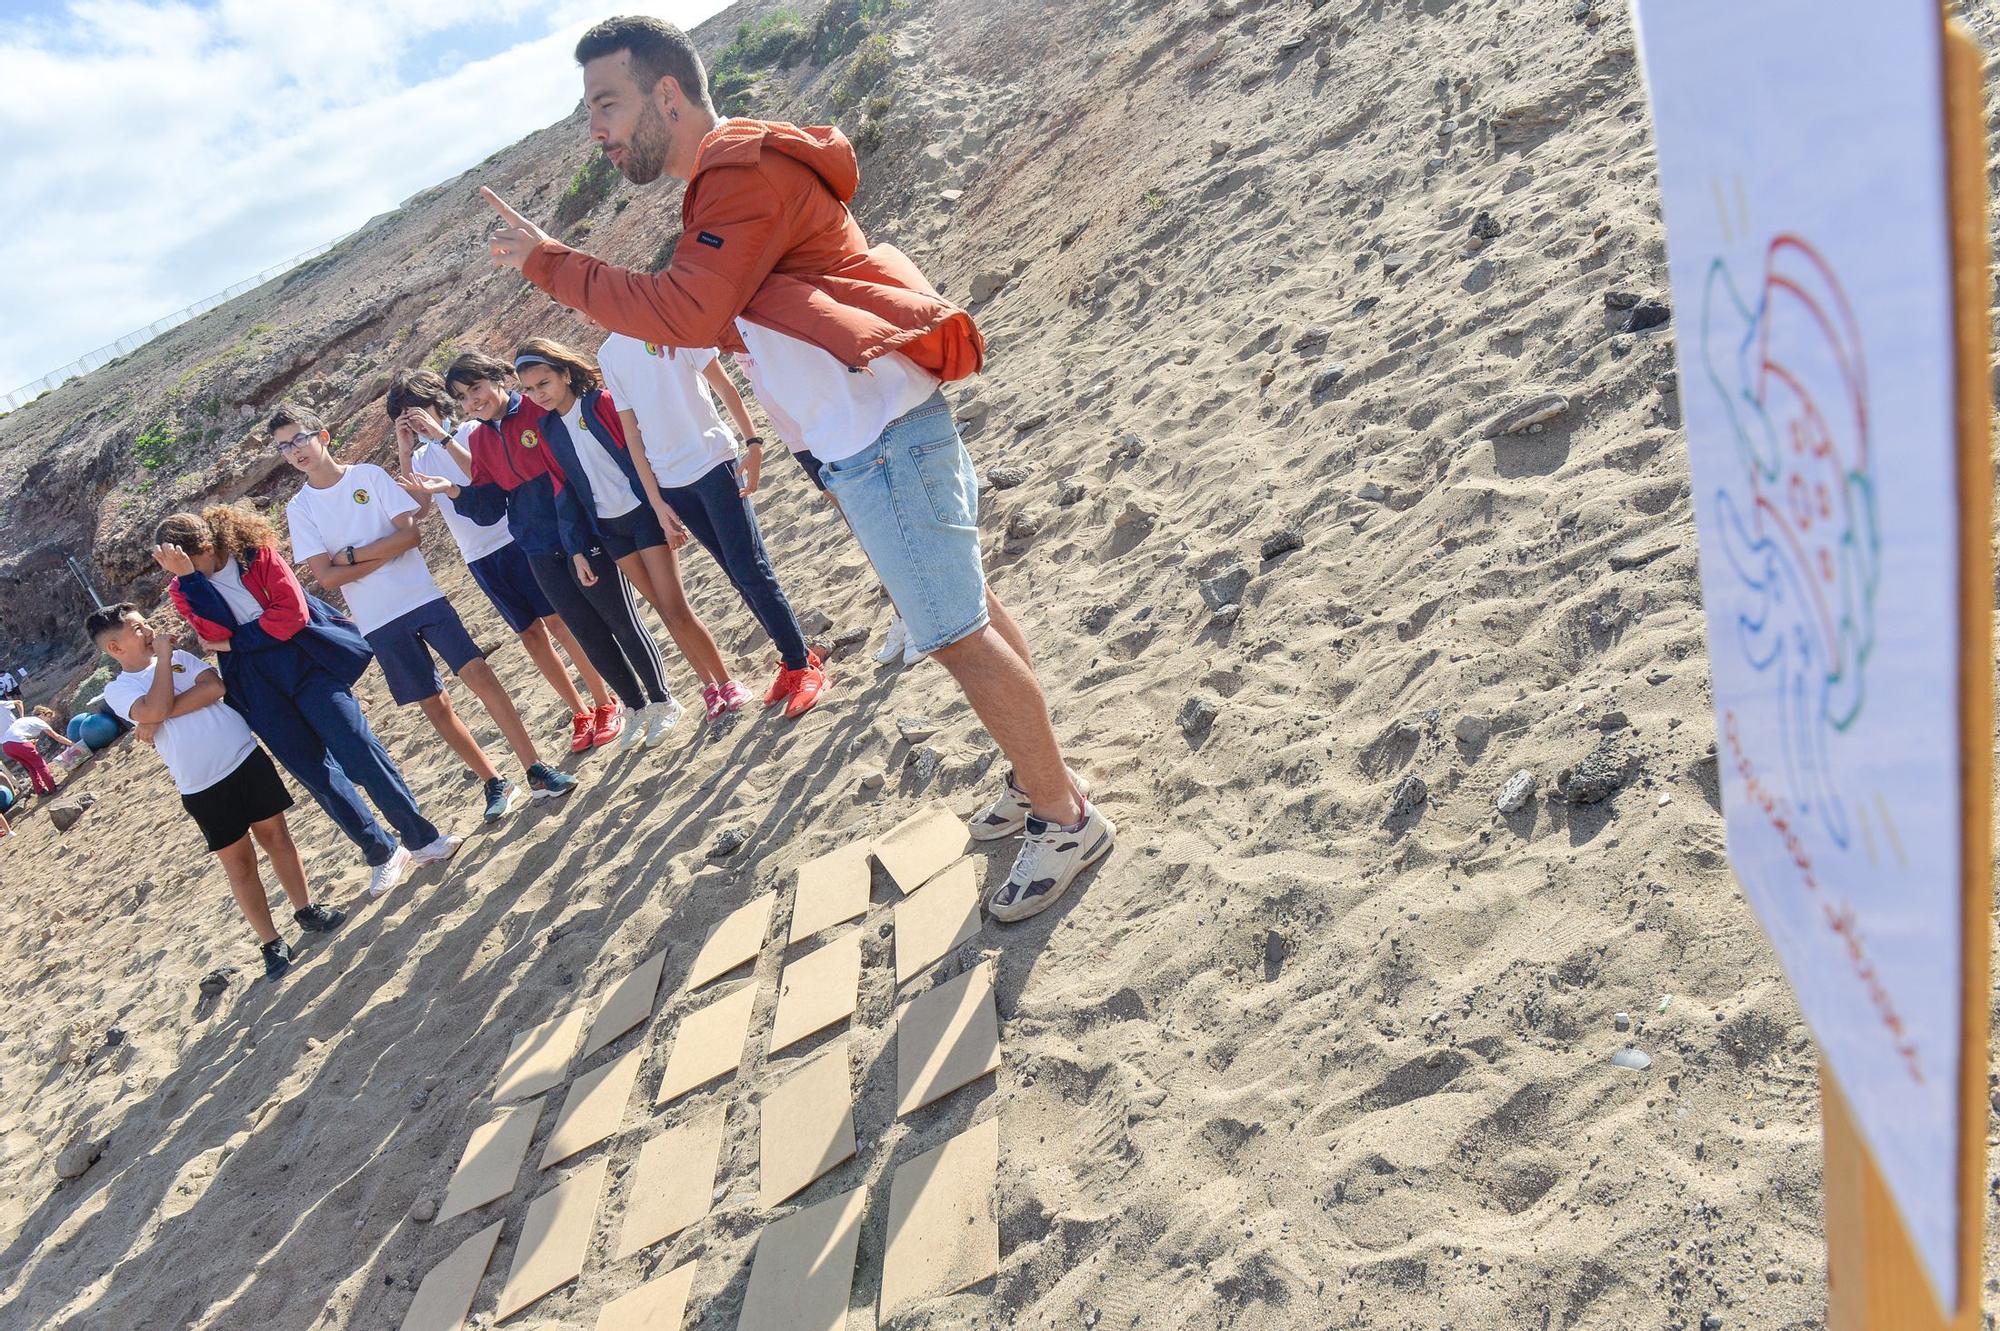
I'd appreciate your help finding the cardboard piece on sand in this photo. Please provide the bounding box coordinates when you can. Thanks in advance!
[684,892,777,992]
[541,1045,644,1169]
[495,1158,609,1320]
[896,960,1001,1115]
[872,803,969,894]
[438,1098,544,1221]
[493,1008,588,1103]
[736,1186,866,1331]
[580,949,668,1060]
[879,1116,1001,1324]
[398,1220,502,1331]
[892,857,983,986]
[759,1035,857,1208]
[769,929,863,1055]
[655,982,758,1105]
[615,1105,729,1260]
[791,840,874,943]
[594,1259,697,1331]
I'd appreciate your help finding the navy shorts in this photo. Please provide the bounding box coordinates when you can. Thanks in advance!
[594,502,668,559]
[364,597,484,705]
[792,449,827,491]
[468,542,554,634]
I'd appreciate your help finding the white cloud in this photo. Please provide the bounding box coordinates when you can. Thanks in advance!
[0,0,725,393]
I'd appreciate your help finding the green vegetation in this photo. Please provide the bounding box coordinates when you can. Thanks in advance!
[133,419,186,471]
[554,153,622,229]
[650,232,679,271]
[831,32,893,109]
[1143,189,1168,212]
[711,11,810,114]
[422,342,457,377]
[245,322,275,341]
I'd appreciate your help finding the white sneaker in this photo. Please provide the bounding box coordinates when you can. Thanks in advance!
[408,834,464,868]
[874,612,910,665]
[618,704,647,751]
[643,697,684,747]
[902,635,925,667]
[988,800,1116,923]
[968,768,1092,842]
[367,845,413,898]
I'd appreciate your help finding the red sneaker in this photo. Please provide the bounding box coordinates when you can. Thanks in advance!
[590,704,624,747]
[569,712,595,754]
[762,662,797,707]
[784,659,829,719]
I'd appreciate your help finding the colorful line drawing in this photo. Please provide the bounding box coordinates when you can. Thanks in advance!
[1700,234,1881,850]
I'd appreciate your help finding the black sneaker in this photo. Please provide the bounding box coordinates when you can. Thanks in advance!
[484,776,523,823]
[262,937,295,980]
[294,903,346,933]
[526,762,578,801]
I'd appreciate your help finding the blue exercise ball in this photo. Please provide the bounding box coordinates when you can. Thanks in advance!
[0,786,14,812]
[67,712,119,751]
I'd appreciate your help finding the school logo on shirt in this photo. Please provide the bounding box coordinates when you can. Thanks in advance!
[353,489,371,505]
[645,342,665,358]
[521,429,542,449]
[170,662,186,674]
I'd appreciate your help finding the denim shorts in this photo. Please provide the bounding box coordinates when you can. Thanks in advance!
[364,596,483,705]
[819,392,988,653]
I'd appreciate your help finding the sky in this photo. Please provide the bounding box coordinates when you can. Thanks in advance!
[0,0,729,394]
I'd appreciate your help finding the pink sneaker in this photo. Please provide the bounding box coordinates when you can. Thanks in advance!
[702,683,728,722]
[718,679,750,713]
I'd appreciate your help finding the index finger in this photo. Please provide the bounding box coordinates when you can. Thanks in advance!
[479,186,529,227]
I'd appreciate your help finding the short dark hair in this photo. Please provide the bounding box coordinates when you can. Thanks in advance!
[268,401,324,436]
[387,369,453,422]
[85,603,139,643]
[575,15,714,113]
[443,352,516,397]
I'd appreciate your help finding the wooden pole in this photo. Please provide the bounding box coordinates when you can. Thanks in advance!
[1822,13,1991,1328]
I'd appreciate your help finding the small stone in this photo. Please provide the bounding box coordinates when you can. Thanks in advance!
[1763,1267,1786,1285]
[1197,564,1250,612]
[1613,1012,1631,1032]
[986,464,1029,490]
[103,1028,125,1047]
[1314,45,1331,68]
[796,607,834,637]
[939,188,964,203]
[1260,528,1304,559]
[857,770,886,792]
[1597,710,1629,730]
[1177,696,1219,738]
[1080,604,1115,633]
[1209,138,1231,157]
[1309,365,1347,403]
[1211,603,1241,626]
[1291,327,1331,358]
[905,746,942,789]
[1110,431,1146,461]
[1258,368,1275,387]
[198,969,233,999]
[1012,412,1051,434]
[1382,251,1412,273]
[1209,0,1237,17]
[897,716,940,744]
[1624,301,1672,333]
[1483,393,1571,438]
[968,270,1009,303]
[1057,480,1087,507]
[1355,481,1387,503]
[1388,774,1428,819]
[708,826,750,858]
[1469,211,1503,240]
[1609,334,1633,359]
[1603,290,1642,310]
[827,623,868,657]
[55,1138,106,1180]
[1496,770,1537,814]
[1263,929,1287,975]
[48,801,85,833]
[1610,1047,1652,1071]
[1700,1317,1722,1331]
[1006,512,1041,541]
[1352,296,1381,316]
[1453,714,1492,746]
[133,879,155,909]
[1557,742,1626,804]
[410,1198,438,1223]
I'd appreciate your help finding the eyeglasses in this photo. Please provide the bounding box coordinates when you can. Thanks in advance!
[274,433,314,454]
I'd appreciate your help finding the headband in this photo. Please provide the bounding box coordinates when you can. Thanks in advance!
[513,353,558,372]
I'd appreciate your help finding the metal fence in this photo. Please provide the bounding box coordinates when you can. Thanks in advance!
[0,235,350,413]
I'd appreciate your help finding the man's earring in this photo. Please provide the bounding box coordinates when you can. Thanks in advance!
[670,107,679,121]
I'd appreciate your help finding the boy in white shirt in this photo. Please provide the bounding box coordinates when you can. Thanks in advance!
[271,403,578,822]
[1,706,61,795]
[89,604,344,980]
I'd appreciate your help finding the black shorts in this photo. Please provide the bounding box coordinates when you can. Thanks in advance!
[594,502,668,559]
[182,747,294,853]
[792,448,827,491]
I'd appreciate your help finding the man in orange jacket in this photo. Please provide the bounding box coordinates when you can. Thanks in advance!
[481,15,1112,922]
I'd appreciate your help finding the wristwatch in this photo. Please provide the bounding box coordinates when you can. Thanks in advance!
[743,435,765,448]
[343,544,356,567]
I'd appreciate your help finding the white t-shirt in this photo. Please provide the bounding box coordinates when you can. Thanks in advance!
[413,427,514,564]
[560,400,640,519]
[0,673,15,693]
[731,321,938,464]
[596,335,737,488]
[203,560,267,625]
[286,463,444,634]
[2,714,54,746]
[103,652,259,795]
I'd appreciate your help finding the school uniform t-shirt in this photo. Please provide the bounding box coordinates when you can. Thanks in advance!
[559,401,641,519]
[596,335,737,488]
[286,463,444,634]
[1,715,55,747]
[103,652,257,795]
[731,321,938,464]
[413,426,514,564]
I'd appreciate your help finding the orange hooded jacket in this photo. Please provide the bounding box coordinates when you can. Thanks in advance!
[523,119,984,381]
